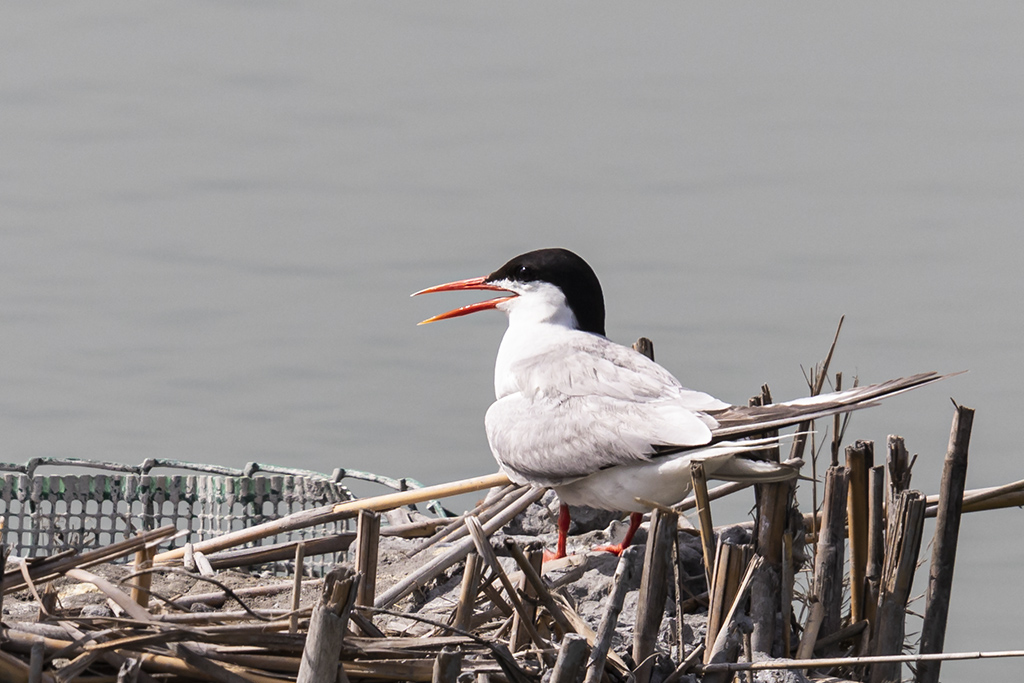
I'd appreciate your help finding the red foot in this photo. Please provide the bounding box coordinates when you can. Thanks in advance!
[542,548,566,562]
[591,542,627,556]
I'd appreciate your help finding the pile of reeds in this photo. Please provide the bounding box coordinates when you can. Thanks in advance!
[3,341,1024,682]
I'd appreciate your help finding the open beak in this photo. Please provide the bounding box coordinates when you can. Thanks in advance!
[411,276,518,325]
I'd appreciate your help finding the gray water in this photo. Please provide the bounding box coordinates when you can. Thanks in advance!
[3,3,1023,677]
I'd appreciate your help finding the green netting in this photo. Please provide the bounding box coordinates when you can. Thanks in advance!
[0,460,363,575]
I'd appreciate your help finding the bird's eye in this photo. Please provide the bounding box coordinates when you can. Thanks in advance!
[517,265,531,278]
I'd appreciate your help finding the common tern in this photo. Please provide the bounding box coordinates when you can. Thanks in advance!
[414,248,947,559]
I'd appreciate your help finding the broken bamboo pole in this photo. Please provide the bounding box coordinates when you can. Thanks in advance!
[703,555,763,683]
[583,545,640,683]
[633,507,677,683]
[130,542,156,609]
[690,461,716,590]
[918,403,975,683]
[886,435,912,509]
[297,566,360,683]
[509,545,543,652]
[454,552,483,633]
[869,489,926,683]
[864,464,885,630]
[290,542,305,634]
[846,440,873,624]
[432,646,462,683]
[550,632,589,683]
[355,510,381,608]
[704,540,746,664]
[810,465,850,647]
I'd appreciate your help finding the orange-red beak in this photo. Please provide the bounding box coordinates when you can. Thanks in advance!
[412,276,518,325]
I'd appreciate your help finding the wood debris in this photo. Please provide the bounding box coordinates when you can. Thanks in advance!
[1,362,1021,682]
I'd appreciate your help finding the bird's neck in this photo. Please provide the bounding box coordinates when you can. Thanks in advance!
[493,317,578,399]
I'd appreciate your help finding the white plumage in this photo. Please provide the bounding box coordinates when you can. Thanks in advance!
[415,248,948,555]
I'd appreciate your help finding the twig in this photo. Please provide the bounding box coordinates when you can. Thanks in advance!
[633,508,677,683]
[464,516,549,656]
[503,539,575,635]
[374,486,545,609]
[582,545,641,683]
[690,461,716,589]
[918,404,974,683]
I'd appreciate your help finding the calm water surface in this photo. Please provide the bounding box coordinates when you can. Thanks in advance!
[3,4,1023,678]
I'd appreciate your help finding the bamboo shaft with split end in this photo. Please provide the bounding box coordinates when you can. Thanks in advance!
[154,471,512,562]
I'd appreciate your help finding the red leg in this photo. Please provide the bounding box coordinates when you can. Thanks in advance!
[543,503,571,562]
[593,512,644,555]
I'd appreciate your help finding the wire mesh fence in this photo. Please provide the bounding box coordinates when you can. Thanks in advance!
[0,458,440,576]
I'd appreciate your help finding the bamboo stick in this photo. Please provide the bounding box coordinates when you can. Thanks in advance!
[748,560,780,659]
[551,591,631,676]
[831,372,842,466]
[432,647,462,683]
[290,542,305,634]
[454,552,483,632]
[154,472,513,563]
[810,465,849,646]
[864,464,885,631]
[509,545,542,653]
[0,649,57,683]
[633,508,677,683]
[582,545,640,683]
[549,633,589,683]
[918,404,974,683]
[170,642,252,683]
[297,566,360,683]
[503,539,575,636]
[374,486,544,609]
[929,478,1024,514]
[780,531,794,658]
[464,516,548,656]
[2,525,179,593]
[846,440,873,624]
[869,489,925,683]
[672,532,689,661]
[355,510,381,608]
[410,484,519,558]
[886,435,911,509]
[662,644,706,683]
[703,555,762,683]
[173,578,320,609]
[28,641,44,683]
[690,461,716,590]
[795,599,825,660]
[65,568,153,622]
[130,543,156,609]
[705,539,746,664]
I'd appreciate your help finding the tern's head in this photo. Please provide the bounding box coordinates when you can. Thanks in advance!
[413,248,606,335]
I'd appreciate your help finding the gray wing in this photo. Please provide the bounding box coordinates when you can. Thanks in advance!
[485,333,728,486]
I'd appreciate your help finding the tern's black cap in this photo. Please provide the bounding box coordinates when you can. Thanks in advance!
[485,248,605,336]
